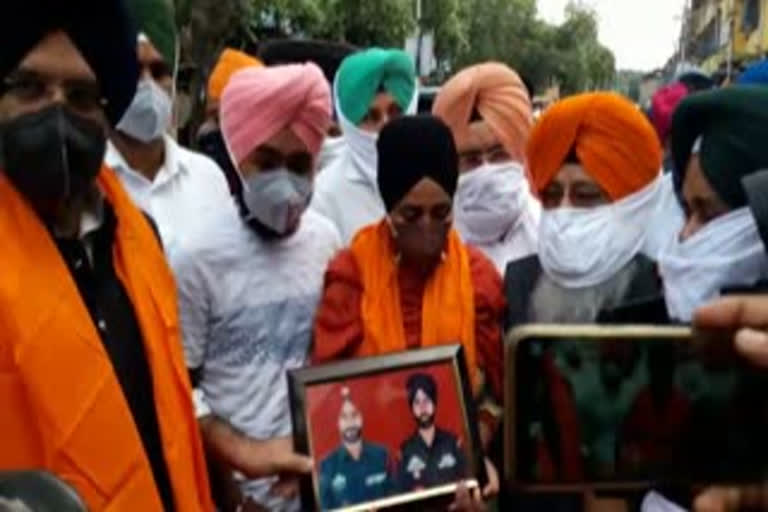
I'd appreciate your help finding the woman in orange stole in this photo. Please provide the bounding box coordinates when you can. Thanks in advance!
[313,115,505,502]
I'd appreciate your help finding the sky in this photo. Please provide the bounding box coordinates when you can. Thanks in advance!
[536,0,687,71]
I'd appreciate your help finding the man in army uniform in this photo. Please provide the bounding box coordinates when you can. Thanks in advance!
[319,388,394,509]
[399,373,468,491]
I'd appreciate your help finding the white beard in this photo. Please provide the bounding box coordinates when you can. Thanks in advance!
[529,259,640,323]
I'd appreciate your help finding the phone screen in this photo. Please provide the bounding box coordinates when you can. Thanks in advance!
[514,334,768,485]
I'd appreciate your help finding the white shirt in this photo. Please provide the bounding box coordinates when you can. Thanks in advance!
[311,150,385,244]
[106,135,237,259]
[172,208,342,509]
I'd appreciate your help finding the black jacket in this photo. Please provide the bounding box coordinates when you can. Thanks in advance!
[503,254,665,331]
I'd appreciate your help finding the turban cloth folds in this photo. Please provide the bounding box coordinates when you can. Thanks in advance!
[527,92,662,201]
[220,63,332,165]
[433,62,533,164]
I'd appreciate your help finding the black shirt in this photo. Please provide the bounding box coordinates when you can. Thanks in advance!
[53,207,174,512]
[398,427,467,491]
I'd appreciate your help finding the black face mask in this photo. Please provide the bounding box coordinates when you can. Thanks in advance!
[0,105,106,213]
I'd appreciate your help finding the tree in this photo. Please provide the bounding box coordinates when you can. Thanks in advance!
[450,0,615,96]
[174,0,617,137]
[453,0,538,70]
[421,0,468,79]
[552,3,615,92]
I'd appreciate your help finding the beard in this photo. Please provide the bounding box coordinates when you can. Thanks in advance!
[342,427,362,443]
[529,258,640,323]
[416,413,435,429]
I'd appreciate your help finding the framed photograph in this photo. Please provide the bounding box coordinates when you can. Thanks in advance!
[288,345,487,512]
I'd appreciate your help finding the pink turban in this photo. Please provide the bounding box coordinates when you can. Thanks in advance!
[651,82,689,143]
[220,63,331,165]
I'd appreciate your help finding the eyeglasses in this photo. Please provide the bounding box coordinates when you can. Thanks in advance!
[1,71,107,115]
[458,145,512,172]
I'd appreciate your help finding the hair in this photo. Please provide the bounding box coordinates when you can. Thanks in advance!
[469,104,483,123]
[406,373,438,407]
[564,147,581,164]
[258,39,357,84]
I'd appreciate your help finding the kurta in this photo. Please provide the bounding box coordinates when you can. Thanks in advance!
[313,244,505,402]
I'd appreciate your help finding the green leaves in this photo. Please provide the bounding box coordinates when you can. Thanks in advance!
[173,0,617,143]
[452,0,616,95]
[176,0,615,94]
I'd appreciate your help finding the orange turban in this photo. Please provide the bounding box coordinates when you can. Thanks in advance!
[207,48,262,102]
[433,62,532,162]
[527,92,662,201]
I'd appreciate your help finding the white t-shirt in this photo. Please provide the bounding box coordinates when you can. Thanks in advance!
[106,135,237,259]
[172,207,342,509]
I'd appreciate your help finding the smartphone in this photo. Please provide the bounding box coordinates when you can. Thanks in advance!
[504,324,768,492]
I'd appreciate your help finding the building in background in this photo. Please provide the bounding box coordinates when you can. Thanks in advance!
[639,70,665,107]
[678,0,768,79]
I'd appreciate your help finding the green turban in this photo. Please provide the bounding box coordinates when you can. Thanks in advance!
[336,48,416,125]
[671,85,768,208]
[128,0,177,69]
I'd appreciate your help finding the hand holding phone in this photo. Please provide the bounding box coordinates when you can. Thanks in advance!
[505,325,768,493]
[691,295,768,511]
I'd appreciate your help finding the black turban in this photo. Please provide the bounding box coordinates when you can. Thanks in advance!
[1,0,139,126]
[406,373,438,407]
[743,170,768,252]
[259,39,357,85]
[377,115,459,212]
[671,86,768,208]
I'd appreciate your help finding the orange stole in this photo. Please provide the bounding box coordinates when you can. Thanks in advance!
[349,221,478,384]
[0,168,213,512]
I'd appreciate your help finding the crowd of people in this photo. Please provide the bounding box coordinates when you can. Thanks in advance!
[2,0,768,511]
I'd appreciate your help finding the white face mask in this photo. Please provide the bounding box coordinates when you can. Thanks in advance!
[659,207,768,322]
[241,168,313,235]
[333,77,418,187]
[539,176,662,288]
[454,162,527,244]
[117,79,172,143]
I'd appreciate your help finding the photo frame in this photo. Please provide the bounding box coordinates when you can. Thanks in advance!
[288,345,487,512]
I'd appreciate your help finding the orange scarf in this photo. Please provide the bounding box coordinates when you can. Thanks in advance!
[0,168,213,511]
[350,221,478,384]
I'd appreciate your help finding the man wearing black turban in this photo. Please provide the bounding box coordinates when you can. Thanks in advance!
[2,1,139,126]
[314,115,504,505]
[376,114,459,270]
[0,2,214,510]
[399,372,468,492]
[659,86,768,322]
